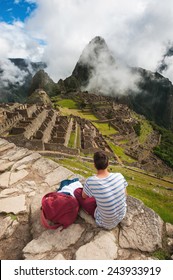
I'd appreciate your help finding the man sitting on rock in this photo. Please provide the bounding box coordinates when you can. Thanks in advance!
[74,151,128,229]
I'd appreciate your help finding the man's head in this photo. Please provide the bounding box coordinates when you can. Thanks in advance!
[94,151,109,170]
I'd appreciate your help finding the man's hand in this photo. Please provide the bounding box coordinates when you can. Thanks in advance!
[82,190,88,199]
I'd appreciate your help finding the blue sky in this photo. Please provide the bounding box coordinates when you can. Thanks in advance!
[0,0,36,23]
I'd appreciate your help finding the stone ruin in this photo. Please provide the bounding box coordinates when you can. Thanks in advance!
[71,92,173,174]
[76,116,112,154]
[0,103,114,157]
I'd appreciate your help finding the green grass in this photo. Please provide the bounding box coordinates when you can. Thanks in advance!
[56,99,78,109]
[76,125,81,149]
[152,249,170,260]
[68,131,76,148]
[59,107,98,121]
[80,111,98,121]
[127,184,173,223]
[108,141,136,163]
[93,122,117,136]
[139,120,153,143]
[111,166,173,223]
[53,158,94,177]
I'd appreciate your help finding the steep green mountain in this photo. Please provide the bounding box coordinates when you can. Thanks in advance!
[119,68,173,129]
[28,69,57,97]
[27,88,52,105]
[67,36,173,130]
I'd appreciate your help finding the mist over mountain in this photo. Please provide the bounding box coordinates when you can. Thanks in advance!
[72,36,140,95]
[70,36,173,129]
[0,58,46,103]
[0,36,173,130]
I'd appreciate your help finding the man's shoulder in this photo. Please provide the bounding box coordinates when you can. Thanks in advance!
[85,175,96,183]
[112,172,124,179]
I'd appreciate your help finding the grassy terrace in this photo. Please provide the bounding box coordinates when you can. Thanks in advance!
[107,141,136,164]
[93,122,117,136]
[132,112,153,144]
[54,98,78,109]
[68,131,76,148]
[139,120,153,144]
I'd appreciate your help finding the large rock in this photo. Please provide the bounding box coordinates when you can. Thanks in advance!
[75,230,118,260]
[119,196,164,252]
[23,224,85,259]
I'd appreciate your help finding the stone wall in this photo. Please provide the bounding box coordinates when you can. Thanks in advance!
[44,142,78,155]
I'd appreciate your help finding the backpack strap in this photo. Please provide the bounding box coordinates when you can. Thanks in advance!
[41,209,63,230]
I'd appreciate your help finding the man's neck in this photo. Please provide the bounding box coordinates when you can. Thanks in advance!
[96,169,110,178]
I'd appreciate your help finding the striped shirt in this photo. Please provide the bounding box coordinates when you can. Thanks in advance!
[84,172,128,229]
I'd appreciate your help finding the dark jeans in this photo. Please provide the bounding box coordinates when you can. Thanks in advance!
[74,188,97,218]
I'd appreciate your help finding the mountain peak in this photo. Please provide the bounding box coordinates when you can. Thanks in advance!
[72,36,115,87]
[89,36,107,45]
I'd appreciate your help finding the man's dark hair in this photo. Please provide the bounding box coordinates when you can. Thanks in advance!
[94,151,109,170]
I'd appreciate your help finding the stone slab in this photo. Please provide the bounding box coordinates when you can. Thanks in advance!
[0,160,14,172]
[75,231,118,260]
[0,143,15,154]
[9,170,29,185]
[0,195,27,214]
[45,166,73,187]
[12,153,41,170]
[8,148,31,162]
[0,188,19,198]
[32,157,59,176]
[0,172,11,188]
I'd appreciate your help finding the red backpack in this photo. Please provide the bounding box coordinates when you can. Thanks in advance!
[41,192,79,230]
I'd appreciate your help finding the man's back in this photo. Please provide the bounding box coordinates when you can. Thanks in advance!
[84,172,127,229]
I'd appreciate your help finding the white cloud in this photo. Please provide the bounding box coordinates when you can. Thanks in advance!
[161,56,173,82]
[0,21,44,61]
[0,58,28,87]
[14,0,21,4]
[1,0,173,84]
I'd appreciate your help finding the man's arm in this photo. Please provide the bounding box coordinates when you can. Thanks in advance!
[82,190,88,199]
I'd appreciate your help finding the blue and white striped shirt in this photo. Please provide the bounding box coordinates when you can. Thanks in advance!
[84,173,128,229]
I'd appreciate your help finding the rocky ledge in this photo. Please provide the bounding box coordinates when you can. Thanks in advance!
[0,138,173,260]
